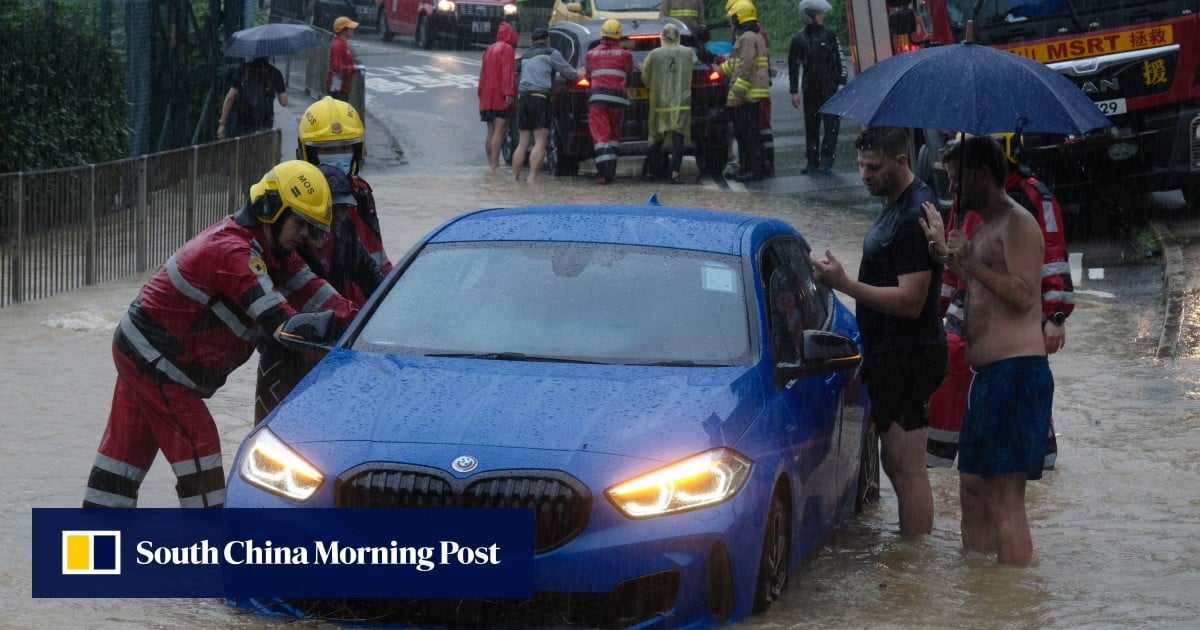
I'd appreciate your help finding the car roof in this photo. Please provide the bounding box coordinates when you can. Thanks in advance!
[423,203,794,256]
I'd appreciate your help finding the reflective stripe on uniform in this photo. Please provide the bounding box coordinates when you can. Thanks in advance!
[171,452,223,477]
[302,283,340,312]
[179,488,226,508]
[591,69,627,79]
[118,316,202,392]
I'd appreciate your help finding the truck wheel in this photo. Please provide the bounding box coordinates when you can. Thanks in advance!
[377,8,394,41]
[416,13,433,50]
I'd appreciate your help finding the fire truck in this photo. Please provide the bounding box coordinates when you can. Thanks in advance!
[844,0,1200,212]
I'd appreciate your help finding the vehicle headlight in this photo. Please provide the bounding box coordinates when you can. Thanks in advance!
[503,3,518,15]
[238,428,325,501]
[605,447,752,518]
[437,0,455,12]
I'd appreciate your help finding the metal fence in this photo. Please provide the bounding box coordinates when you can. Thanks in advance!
[0,130,280,308]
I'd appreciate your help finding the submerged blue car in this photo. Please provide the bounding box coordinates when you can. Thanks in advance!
[226,202,878,627]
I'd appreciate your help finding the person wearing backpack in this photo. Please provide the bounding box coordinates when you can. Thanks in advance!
[218,56,288,140]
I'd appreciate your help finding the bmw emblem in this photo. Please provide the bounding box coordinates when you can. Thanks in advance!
[452,455,478,473]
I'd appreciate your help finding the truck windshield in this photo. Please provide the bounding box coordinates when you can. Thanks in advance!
[947,0,1191,45]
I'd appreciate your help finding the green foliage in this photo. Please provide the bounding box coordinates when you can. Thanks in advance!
[702,0,849,55]
[0,0,131,172]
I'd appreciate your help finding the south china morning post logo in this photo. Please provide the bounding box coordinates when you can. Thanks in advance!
[62,530,121,575]
[34,508,533,598]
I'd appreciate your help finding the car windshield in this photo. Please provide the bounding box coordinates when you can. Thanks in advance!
[353,241,752,366]
[595,0,661,11]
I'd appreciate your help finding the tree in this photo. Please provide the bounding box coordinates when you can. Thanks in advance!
[0,0,131,172]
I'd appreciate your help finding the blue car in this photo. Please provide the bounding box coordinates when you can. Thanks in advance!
[226,201,878,627]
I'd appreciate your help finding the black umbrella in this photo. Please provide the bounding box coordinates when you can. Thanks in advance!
[225,23,322,59]
[819,40,1111,136]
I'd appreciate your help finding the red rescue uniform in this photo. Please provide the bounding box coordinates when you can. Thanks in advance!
[585,38,633,183]
[84,207,358,508]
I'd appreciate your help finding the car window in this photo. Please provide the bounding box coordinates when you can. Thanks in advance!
[354,242,752,366]
[762,239,828,364]
[595,0,661,11]
[549,31,578,65]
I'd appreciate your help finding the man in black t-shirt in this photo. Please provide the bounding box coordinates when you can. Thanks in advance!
[218,57,288,140]
[810,126,946,537]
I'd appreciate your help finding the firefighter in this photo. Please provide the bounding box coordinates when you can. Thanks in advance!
[721,1,770,181]
[926,133,1074,470]
[297,96,392,305]
[253,164,385,424]
[585,19,634,185]
[83,160,359,509]
[659,0,705,31]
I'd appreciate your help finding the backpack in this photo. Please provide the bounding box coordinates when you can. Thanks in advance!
[235,64,274,127]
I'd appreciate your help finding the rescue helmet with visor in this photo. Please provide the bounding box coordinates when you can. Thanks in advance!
[249,160,333,234]
[298,96,365,176]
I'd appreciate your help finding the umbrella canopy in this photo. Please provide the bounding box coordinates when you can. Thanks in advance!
[225,23,322,59]
[819,41,1111,136]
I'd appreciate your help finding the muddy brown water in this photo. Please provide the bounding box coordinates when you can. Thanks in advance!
[4,167,1198,628]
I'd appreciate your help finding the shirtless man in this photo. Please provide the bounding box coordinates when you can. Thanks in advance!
[919,135,1052,566]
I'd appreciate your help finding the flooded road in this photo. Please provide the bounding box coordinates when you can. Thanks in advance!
[4,161,1199,628]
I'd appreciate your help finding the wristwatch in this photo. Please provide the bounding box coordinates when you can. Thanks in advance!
[1048,311,1066,325]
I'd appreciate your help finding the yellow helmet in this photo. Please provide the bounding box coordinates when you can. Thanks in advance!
[954,131,1021,164]
[297,96,366,174]
[601,19,622,40]
[991,132,1022,164]
[729,0,757,24]
[724,0,741,14]
[249,160,333,233]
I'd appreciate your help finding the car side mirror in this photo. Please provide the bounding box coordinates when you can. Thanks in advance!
[277,311,336,354]
[775,330,861,388]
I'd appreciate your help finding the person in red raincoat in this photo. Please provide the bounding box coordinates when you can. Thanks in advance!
[83,160,358,509]
[479,21,519,172]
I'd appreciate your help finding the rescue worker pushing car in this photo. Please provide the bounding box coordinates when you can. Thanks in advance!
[297,96,392,303]
[83,160,359,509]
[584,19,634,185]
[722,1,771,181]
[254,164,385,424]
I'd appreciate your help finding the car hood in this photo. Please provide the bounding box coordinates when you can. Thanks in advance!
[269,348,764,463]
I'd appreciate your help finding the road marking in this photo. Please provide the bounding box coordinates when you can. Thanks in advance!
[364,64,479,95]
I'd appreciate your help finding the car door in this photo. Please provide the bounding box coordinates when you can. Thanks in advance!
[762,237,846,533]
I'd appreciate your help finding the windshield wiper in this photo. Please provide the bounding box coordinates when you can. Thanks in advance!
[424,352,607,364]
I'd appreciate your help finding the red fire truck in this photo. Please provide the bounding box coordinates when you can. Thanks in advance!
[845,0,1200,212]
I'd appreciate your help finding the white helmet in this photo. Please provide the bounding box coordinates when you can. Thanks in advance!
[798,0,832,24]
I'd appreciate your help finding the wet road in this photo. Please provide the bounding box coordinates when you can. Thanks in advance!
[7,78,1200,626]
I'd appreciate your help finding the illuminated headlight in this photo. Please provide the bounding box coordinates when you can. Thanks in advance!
[503,3,518,15]
[606,447,752,518]
[437,0,455,12]
[238,428,325,501]
[1107,142,1138,161]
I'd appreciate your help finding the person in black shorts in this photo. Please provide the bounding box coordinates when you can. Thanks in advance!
[511,28,577,182]
[809,126,946,537]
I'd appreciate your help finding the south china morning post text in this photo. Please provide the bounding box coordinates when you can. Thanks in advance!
[33,508,534,598]
[134,537,500,572]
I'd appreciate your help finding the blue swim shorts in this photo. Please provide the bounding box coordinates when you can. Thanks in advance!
[958,355,1053,480]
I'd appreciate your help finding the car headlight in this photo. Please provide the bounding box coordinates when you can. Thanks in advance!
[437,0,455,12]
[605,447,752,518]
[238,428,325,501]
[503,3,518,15]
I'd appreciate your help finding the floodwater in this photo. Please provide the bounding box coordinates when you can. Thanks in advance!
[4,163,1199,628]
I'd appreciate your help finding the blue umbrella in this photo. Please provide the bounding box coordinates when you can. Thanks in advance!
[819,41,1111,136]
[225,23,322,59]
